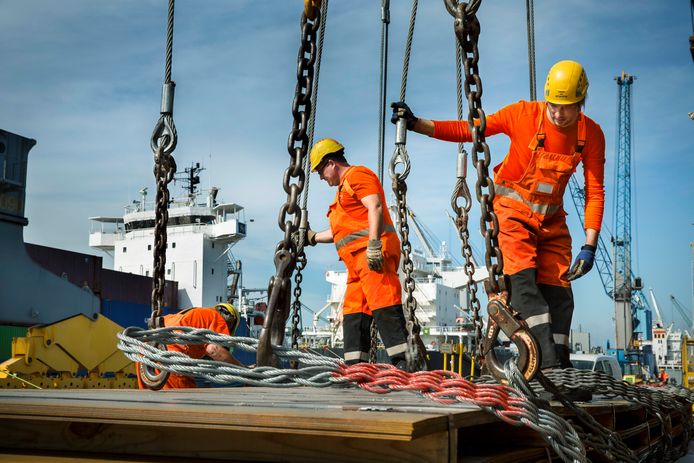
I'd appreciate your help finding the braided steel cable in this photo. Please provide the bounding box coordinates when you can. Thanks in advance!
[506,364,637,463]
[377,0,390,183]
[530,369,693,461]
[120,328,613,463]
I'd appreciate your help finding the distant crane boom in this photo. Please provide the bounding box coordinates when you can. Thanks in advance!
[670,294,693,330]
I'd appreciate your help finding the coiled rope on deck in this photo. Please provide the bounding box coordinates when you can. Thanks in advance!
[119,327,587,463]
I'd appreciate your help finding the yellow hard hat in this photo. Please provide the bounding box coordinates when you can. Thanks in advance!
[214,303,240,335]
[310,138,344,171]
[544,60,588,105]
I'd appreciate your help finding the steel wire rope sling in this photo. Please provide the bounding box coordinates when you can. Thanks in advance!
[443,0,539,383]
[389,0,428,373]
[449,38,484,378]
[139,0,179,390]
[369,0,392,365]
[257,0,323,367]
[289,0,330,368]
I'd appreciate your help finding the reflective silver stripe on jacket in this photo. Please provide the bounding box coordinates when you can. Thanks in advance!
[335,224,397,251]
[495,184,561,216]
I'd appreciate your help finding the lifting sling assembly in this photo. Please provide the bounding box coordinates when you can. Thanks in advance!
[139,0,179,389]
[257,1,323,367]
[443,0,539,382]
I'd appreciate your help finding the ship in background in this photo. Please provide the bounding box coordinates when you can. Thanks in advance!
[88,162,267,342]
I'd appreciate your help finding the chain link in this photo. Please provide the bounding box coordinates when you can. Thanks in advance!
[149,0,178,325]
[450,150,483,364]
[445,0,506,297]
[257,7,321,367]
[452,39,483,367]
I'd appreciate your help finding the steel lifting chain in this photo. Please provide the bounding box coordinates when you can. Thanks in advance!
[257,2,321,368]
[140,0,178,390]
[390,0,427,372]
[451,39,484,373]
[444,0,539,382]
[290,0,329,366]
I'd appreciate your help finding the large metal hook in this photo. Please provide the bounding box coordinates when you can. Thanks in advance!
[480,296,540,383]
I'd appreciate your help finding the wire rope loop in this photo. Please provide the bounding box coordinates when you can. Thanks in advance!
[150,114,178,156]
[388,146,411,182]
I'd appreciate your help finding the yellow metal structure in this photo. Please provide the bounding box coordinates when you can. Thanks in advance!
[0,313,136,389]
[682,336,694,389]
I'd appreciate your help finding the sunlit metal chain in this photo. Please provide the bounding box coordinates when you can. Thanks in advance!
[444,0,506,297]
[291,0,329,361]
[149,0,178,325]
[257,5,321,367]
[390,0,421,371]
[451,39,483,368]
[290,252,307,364]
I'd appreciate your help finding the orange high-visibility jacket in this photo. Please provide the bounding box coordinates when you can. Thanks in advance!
[138,307,230,389]
[432,100,605,231]
[327,165,398,259]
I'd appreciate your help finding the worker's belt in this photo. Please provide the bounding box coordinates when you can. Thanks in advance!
[335,224,397,251]
[495,184,561,216]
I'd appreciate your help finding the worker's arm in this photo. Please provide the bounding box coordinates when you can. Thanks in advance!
[205,343,244,367]
[313,228,334,244]
[584,228,599,248]
[361,193,385,271]
[361,193,384,239]
[410,118,435,136]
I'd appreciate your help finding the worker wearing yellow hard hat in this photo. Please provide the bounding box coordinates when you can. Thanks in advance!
[303,138,413,371]
[391,60,606,374]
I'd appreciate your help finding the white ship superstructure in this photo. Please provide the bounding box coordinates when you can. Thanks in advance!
[89,164,246,309]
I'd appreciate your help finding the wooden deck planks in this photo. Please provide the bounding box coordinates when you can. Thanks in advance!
[0,387,684,462]
[0,386,486,463]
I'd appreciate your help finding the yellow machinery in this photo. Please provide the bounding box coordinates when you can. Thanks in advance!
[0,313,136,389]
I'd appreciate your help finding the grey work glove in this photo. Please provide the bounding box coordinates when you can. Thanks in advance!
[306,228,317,246]
[366,239,384,271]
[566,244,596,281]
[390,101,418,129]
[292,227,317,248]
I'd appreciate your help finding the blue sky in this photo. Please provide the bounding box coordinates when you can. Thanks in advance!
[1,1,692,348]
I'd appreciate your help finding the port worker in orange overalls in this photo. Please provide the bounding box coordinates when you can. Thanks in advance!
[137,304,245,389]
[304,138,411,370]
[391,60,605,370]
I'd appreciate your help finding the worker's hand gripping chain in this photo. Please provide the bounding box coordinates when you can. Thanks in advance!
[444,0,539,382]
[257,4,321,367]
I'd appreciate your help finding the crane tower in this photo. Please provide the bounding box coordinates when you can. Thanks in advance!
[612,72,650,351]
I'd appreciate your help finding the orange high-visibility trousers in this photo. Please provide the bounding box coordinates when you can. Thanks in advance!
[493,195,572,287]
[340,233,402,316]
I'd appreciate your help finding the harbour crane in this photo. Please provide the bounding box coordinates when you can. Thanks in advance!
[567,72,654,376]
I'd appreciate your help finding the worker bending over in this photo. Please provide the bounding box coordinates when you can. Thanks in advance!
[137,304,245,389]
[392,60,605,371]
[304,138,412,370]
